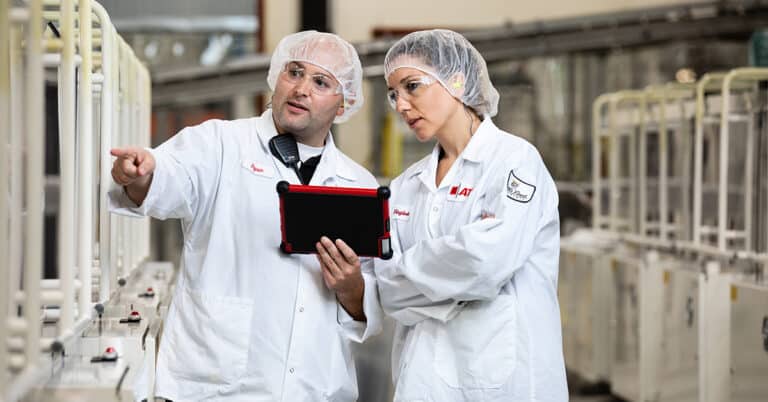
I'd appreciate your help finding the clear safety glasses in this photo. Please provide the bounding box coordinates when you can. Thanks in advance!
[386,75,436,109]
[280,62,342,96]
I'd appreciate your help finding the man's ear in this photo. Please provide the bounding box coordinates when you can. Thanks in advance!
[337,99,353,117]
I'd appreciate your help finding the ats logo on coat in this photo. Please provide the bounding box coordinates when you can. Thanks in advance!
[447,184,473,202]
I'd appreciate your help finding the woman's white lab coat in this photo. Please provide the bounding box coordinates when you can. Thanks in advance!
[377,118,568,402]
[110,110,382,402]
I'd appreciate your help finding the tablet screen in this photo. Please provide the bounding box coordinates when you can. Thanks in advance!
[277,182,392,259]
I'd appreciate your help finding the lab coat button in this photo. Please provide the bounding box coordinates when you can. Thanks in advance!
[289,367,295,374]
[299,307,304,312]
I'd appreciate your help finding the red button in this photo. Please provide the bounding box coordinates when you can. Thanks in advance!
[105,347,115,354]
[130,311,140,317]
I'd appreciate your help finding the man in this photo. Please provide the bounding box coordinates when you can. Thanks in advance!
[109,31,382,402]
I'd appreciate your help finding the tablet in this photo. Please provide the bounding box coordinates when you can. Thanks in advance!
[276,181,393,260]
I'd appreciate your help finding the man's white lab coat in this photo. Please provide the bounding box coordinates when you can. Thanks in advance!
[110,110,382,402]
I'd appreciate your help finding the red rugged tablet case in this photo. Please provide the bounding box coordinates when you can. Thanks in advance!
[276,181,393,260]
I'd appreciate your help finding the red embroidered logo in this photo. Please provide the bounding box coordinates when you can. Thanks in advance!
[449,186,473,198]
[393,209,410,217]
[250,163,264,173]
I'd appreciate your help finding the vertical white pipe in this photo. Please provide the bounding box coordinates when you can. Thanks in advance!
[718,75,733,252]
[744,94,754,252]
[692,75,715,247]
[659,92,668,240]
[78,0,93,316]
[591,95,606,230]
[123,41,133,275]
[628,98,639,233]
[8,26,23,319]
[679,94,692,241]
[110,26,120,288]
[24,0,44,366]
[0,0,11,389]
[117,41,127,278]
[141,63,151,263]
[609,98,619,232]
[92,2,112,302]
[58,0,76,333]
[638,98,648,236]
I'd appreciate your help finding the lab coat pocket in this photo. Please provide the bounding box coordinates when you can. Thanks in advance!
[433,294,517,389]
[166,288,254,385]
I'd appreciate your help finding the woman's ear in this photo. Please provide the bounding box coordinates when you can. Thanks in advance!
[448,72,466,98]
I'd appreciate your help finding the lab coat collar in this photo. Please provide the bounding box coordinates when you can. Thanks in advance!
[255,109,357,182]
[460,117,498,163]
[409,117,499,188]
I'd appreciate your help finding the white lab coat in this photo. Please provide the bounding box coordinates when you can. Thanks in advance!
[110,110,383,402]
[376,118,568,402]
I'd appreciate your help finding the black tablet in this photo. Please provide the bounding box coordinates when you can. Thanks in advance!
[276,181,393,260]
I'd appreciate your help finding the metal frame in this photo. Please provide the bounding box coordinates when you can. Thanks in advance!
[1,2,152,400]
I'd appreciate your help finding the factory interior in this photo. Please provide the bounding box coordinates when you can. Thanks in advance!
[1,0,768,401]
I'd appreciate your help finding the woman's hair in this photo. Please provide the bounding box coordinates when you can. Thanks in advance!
[384,29,499,117]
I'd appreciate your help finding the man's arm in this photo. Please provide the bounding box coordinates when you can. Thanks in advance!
[110,147,155,206]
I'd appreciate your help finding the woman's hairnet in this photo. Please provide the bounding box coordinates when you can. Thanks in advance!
[267,30,364,123]
[384,29,499,117]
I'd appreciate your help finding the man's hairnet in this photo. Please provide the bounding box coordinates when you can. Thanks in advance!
[267,30,364,123]
[384,29,499,117]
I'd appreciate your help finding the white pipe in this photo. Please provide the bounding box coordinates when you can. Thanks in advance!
[658,91,668,240]
[608,97,618,232]
[638,96,648,236]
[13,290,65,305]
[744,94,754,251]
[693,73,726,247]
[110,25,120,292]
[718,74,732,252]
[24,0,44,368]
[77,0,93,320]
[58,0,76,334]
[142,62,152,263]
[92,1,114,303]
[8,25,24,337]
[678,92,693,241]
[628,100,639,233]
[9,7,29,23]
[128,43,138,274]
[0,0,10,391]
[40,279,81,289]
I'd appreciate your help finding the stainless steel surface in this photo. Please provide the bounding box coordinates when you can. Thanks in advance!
[729,281,768,402]
[658,264,699,402]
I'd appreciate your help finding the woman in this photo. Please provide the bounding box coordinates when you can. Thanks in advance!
[376,29,567,401]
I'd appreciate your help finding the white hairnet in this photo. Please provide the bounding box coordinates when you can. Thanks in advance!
[267,30,364,123]
[384,29,499,117]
